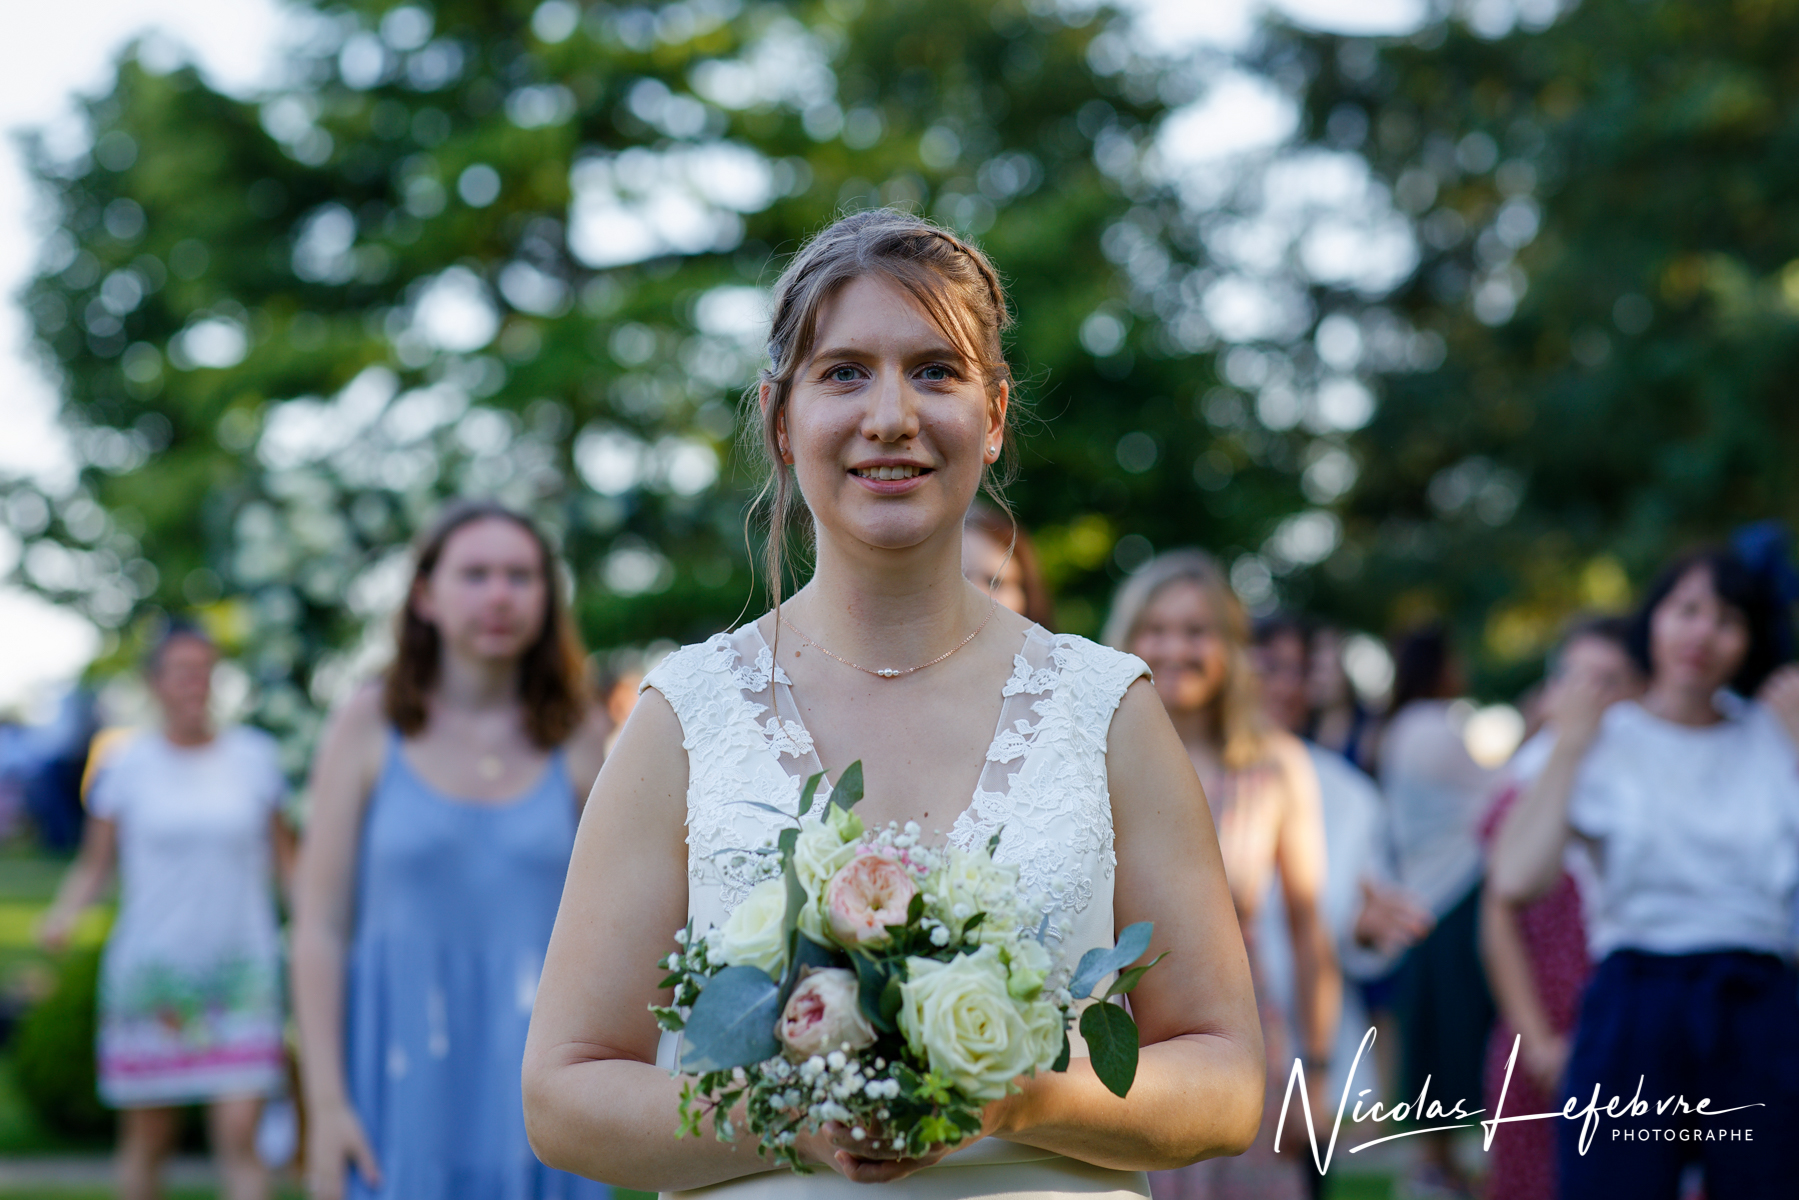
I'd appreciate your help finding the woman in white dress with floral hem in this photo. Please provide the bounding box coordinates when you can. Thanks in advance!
[523,210,1265,1197]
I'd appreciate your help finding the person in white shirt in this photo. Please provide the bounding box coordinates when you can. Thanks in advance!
[40,622,294,1200]
[1491,546,1799,1199]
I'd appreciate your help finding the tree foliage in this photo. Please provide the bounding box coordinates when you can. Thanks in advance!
[13,0,1288,767]
[1274,0,1799,685]
[9,0,1799,748]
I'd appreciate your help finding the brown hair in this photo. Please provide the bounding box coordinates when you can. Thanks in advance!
[383,499,590,748]
[1101,549,1271,770]
[748,208,1017,608]
[964,501,1055,630]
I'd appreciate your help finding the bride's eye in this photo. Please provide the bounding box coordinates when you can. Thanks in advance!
[827,364,862,383]
[918,364,951,382]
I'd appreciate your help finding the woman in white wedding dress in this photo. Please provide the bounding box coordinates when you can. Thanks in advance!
[522,209,1265,1197]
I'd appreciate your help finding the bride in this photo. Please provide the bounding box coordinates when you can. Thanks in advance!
[522,209,1264,1197]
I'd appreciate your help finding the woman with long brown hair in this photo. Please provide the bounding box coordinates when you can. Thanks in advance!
[1103,551,1337,1200]
[291,500,611,1200]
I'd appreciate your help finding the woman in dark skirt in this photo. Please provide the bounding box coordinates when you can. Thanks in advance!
[1490,545,1799,1199]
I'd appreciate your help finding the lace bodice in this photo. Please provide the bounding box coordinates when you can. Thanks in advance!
[641,622,1150,962]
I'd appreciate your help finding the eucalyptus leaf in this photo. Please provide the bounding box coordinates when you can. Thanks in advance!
[1050,1027,1071,1073]
[832,760,865,811]
[1080,1001,1140,1098]
[680,965,782,1073]
[797,771,825,818]
[986,829,1003,855]
[781,857,807,937]
[1104,951,1170,999]
[1069,921,1154,1000]
[961,911,986,936]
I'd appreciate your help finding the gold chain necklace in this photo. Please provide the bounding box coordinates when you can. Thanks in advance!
[780,596,996,680]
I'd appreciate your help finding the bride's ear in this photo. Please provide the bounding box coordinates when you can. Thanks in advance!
[985,380,1009,463]
[760,382,793,465]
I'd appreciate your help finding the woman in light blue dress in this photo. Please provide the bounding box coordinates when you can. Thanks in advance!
[292,500,612,1200]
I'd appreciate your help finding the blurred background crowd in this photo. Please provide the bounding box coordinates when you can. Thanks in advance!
[2,1,1797,1198]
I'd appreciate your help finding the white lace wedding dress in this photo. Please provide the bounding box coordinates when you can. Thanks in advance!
[642,620,1154,1200]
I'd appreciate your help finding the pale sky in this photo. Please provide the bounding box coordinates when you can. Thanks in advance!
[0,0,1425,711]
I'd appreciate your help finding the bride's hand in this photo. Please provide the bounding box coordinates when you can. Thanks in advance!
[797,1100,1010,1184]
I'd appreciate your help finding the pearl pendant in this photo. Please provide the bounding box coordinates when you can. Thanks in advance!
[875,668,901,678]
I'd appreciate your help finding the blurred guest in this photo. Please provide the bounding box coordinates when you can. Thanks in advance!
[1250,616,1432,1143]
[1107,555,1337,1200]
[1307,626,1376,773]
[963,499,1055,628]
[1376,623,1499,1199]
[1478,616,1641,1200]
[40,621,293,1200]
[1491,547,1799,1198]
[1252,613,1314,735]
[292,501,611,1200]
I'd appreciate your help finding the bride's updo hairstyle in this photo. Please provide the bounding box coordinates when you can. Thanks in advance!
[750,207,1017,606]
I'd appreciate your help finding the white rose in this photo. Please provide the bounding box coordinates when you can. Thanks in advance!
[1019,996,1066,1070]
[898,946,1039,1101]
[715,878,788,977]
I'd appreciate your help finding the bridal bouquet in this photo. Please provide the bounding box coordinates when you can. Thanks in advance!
[651,762,1164,1171]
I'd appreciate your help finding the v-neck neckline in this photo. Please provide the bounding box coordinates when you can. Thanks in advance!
[742,620,1045,841]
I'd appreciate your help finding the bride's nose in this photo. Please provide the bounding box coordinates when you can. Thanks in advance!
[861,365,920,444]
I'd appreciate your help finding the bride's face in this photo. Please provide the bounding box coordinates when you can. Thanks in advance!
[776,273,1006,554]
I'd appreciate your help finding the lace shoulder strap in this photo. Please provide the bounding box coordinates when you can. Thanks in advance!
[1046,634,1152,756]
[639,628,806,916]
[640,633,754,748]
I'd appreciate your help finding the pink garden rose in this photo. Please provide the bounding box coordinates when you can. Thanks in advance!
[825,853,918,946]
[778,968,876,1059]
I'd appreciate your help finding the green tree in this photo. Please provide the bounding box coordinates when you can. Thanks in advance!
[1269,0,1799,686]
[14,0,1320,770]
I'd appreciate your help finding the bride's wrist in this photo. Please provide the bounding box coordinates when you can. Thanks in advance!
[985,1083,1032,1140]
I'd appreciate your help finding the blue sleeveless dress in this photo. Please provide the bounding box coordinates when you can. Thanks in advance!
[344,735,610,1200]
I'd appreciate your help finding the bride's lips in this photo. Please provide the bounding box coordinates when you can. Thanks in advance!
[847,460,933,495]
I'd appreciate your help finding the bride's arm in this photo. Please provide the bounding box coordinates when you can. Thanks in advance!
[523,689,777,1190]
[990,678,1266,1170]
